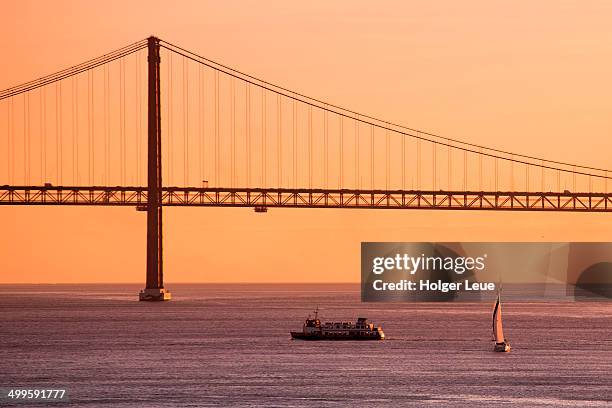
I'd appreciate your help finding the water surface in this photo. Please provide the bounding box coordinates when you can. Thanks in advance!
[1,284,610,407]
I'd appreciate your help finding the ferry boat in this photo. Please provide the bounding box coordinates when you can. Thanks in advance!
[290,309,385,341]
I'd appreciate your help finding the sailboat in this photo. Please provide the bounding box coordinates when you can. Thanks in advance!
[492,289,511,352]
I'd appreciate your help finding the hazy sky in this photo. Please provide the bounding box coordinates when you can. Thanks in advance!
[2,1,612,283]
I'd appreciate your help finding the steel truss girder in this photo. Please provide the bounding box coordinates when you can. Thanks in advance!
[1,186,612,212]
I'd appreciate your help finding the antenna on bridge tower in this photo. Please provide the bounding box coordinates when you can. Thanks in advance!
[139,36,171,301]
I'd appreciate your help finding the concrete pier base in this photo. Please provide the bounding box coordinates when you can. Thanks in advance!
[139,288,172,301]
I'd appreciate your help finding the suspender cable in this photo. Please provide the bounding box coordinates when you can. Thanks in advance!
[340,115,343,189]
[108,62,112,185]
[308,105,312,189]
[495,157,498,191]
[198,65,203,184]
[464,151,468,191]
[355,114,359,189]
[139,49,144,185]
[90,71,94,185]
[370,125,374,189]
[202,65,206,185]
[262,89,266,188]
[24,93,29,184]
[5,100,8,183]
[448,145,452,190]
[432,141,436,191]
[186,58,189,187]
[167,53,173,185]
[72,76,76,184]
[55,82,60,185]
[42,89,46,183]
[479,147,483,190]
[214,70,219,186]
[541,160,545,192]
[183,56,188,186]
[166,51,171,184]
[40,92,43,183]
[119,61,124,185]
[59,81,62,184]
[232,78,236,188]
[22,94,25,184]
[246,83,251,187]
[402,131,405,190]
[105,64,109,185]
[136,52,141,185]
[526,164,529,191]
[277,94,281,187]
[417,137,421,189]
[118,63,121,185]
[121,61,126,184]
[324,107,329,189]
[11,97,15,184]
[292,99,296,188]
[5,99,10,183]
[89,69,94,185]
[385,123,390,190]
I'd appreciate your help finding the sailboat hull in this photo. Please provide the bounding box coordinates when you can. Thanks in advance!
[494,342,511,352]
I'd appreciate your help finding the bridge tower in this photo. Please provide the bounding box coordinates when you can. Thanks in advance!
[139,36,171,301]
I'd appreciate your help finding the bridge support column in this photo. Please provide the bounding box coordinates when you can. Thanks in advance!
[139,36,171,301]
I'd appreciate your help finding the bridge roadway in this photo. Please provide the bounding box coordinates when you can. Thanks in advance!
[1,185,611,212]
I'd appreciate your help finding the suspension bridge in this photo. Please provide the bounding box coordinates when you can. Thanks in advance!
[1,37,610,300]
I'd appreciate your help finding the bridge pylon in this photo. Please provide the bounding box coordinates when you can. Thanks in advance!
[139,36,171,301]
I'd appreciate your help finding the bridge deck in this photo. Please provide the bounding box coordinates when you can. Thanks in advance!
[1,186,611,212]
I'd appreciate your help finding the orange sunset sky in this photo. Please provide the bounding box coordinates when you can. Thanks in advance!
[2,1,612,283]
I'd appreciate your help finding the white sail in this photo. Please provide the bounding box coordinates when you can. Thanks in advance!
[492,294,505,343]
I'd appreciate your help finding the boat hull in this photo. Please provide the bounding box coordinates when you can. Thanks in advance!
[494,342,511,352]
[291,331,384,341]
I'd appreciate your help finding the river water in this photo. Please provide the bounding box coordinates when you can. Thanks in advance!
[1,284,610,407]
